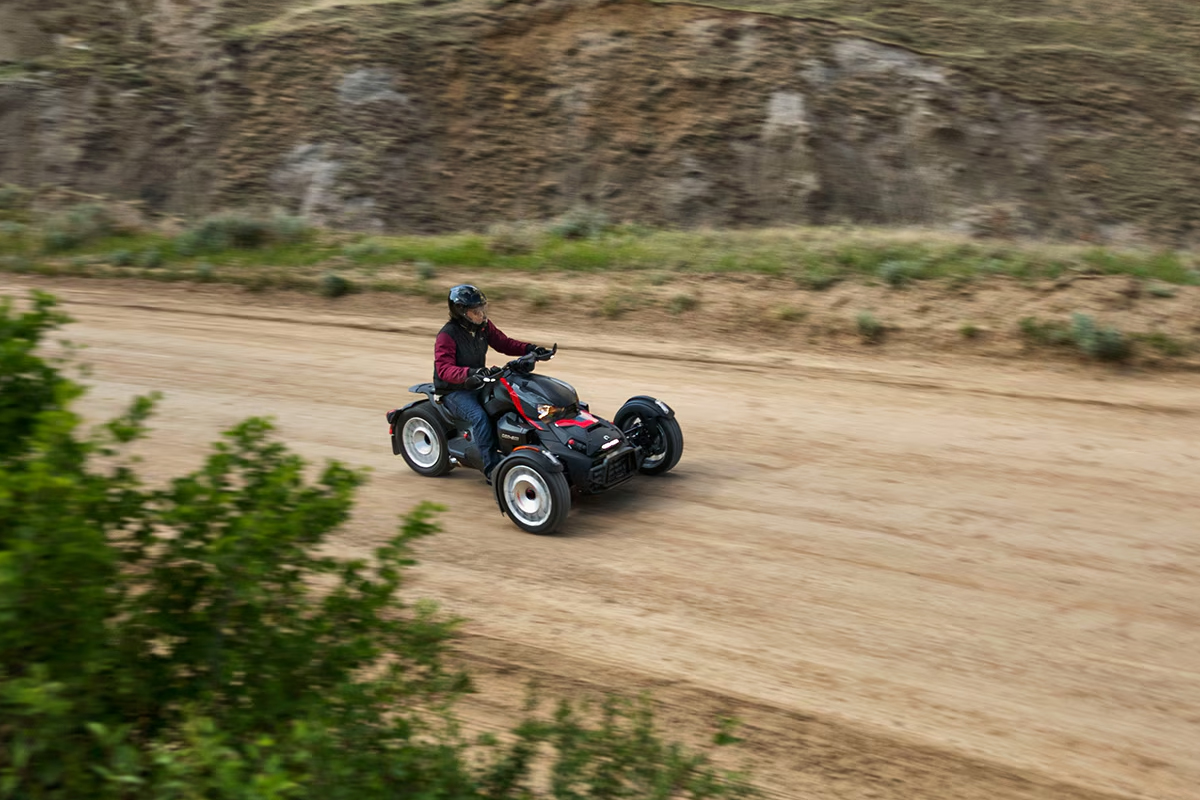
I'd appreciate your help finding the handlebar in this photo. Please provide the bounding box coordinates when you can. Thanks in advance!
[480,343,557,382]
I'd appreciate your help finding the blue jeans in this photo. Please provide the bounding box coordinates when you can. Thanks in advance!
[442,389,501,476]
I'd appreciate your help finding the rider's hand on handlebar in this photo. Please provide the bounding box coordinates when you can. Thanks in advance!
[530,344,555,358]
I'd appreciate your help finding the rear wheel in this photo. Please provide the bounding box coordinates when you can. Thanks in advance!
[496,455,571,535]
[398,405,452,477]
[615,402,684,475]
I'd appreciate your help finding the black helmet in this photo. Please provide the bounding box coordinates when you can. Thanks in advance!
[447,284,488,327]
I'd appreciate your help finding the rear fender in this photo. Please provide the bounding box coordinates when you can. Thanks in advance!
[491,447,565,514]
[390,397,453,455]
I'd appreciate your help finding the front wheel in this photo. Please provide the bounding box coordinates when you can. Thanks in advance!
[397,405,452,477]
[495,455,571,535]
[614,402,684,475]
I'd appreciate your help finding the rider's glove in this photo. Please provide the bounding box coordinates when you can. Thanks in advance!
[529,344,554,358]
[463,374,485,390]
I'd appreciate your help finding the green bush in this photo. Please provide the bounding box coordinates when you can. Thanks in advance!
[319,273,352,298]
[856,311,885,343]
[1018,316,1073,347]
[175,213,309,256]
[549,206,610,240]
[487,221,542,255]
[669,293,700,314]
[42,204,115,253]
[0,292,756,800]
[877,259,925,287]
[1071,313,1132,362]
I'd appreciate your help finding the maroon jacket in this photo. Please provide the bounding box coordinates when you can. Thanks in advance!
[434,319,530,390]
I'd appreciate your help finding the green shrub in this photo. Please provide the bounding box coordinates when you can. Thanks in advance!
[0,220,27,239]
[857,311,885,343]
[176,213,309,255]
[0,292,758,800]
[1018,316,1073,347]
[320,273,352,298]
[770,305,806,322]
[878,259,924,287]
[195,262,215,282]
[415,260,437,280]
[108,248,135,266]
[137,248,164,269]
[549,206,610,240]
[960,323,981,339]
[1071,313,1132,362]
[42,204,114,253]
[669,293,700,314]
[486,221,542,255]
[795,268,842,291]
[0,183,29,211]
[1135,331,1189,357]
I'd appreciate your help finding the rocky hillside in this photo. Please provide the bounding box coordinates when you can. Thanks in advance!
[1,0,1197,245]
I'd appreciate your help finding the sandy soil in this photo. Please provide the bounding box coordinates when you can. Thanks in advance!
[6,276,1199,800]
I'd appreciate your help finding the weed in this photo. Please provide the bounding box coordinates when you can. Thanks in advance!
[1019,316,1073,347]
[1,256,32,275]
[549,206,610,240]
[176,212,309,255]
[41,205,115,253]
[598,292,636,319]
[771,305,806,322]
[795,268,842,291]
[960,323,981,339]
[669,293,700,314]
[415,260,436,280]
[138,248,164,269]
[195,262,215,282]
[1135,331,1189,357]
[857,311,885,344]
[1071,313,1132,362]
[0,184,29,210]
[1147,283,1177,298]
[486,221,541,255]
[878,259,925,288]
[0,221,27,239]
[108,249,135,267]
[526,287,551,310]
[343,240,387,261]
[319,273,352,298]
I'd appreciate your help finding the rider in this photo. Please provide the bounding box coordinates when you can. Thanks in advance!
[434,284,551,481]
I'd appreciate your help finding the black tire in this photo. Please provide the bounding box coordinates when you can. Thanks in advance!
[397,404,452,477]
[614,402,684,475]
[495,454,571,535]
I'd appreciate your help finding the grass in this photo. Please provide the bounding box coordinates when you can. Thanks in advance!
[856,311,886,344]
[1019,313,1135,362]
[4,216,1200,291]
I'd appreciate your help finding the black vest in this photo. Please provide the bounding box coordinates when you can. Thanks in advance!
[434,320,488,391]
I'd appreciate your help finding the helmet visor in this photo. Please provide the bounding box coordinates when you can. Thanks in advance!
[464,302,488,323]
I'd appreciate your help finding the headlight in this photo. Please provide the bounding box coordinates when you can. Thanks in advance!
[537,404,563,419]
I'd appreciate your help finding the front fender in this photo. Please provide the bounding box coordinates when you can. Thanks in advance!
[491,447,565,513]
[620,395,675,419]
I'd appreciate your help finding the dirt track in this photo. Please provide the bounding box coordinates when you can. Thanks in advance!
[7,277,1199,800]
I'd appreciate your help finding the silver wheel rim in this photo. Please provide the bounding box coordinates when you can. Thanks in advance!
[503,465,552,528]
[402,417,440,468]
[630,416,666,465]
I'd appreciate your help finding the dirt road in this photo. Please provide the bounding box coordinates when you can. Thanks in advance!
[8,277,1199,800]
